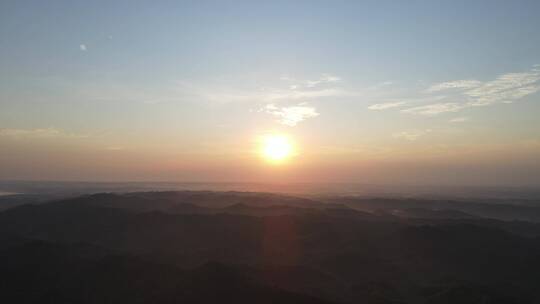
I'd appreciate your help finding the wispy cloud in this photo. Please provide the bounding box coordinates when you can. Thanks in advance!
[449,117,468,123]
[185,74,350,104]
[402,66,540,116]
[464,72,540,106]
[281,74,341,89]
[0,128,88,139]
[393,129,431,141]
[262,88,346,101]
[105,146,125,151]
[402,102,464,116]
[60,73,350,107]
[200,87,346,104]
[262,103,320,126]
[79,44,87,51]
[305,74,341,88]
[368,101,407,110]
[425,80,482,92]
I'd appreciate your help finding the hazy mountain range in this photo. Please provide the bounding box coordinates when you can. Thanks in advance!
[1,190,540,303]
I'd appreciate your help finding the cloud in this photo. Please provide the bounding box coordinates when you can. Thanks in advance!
[306,74,341,88]
[105,146,125,151]
[398,66,540,116]
[427,67,540,107]
[305,74,341,88]
[199,86,349,104]
[79,44,87,51]
[173,73,349,105]
[464,72,540,106]
[279,75,294,81]
[402,103,465,116]
[393,129,431,141]
[281,74,341,89]
[449,117,468,123]
[263,103,320,126]
[1,128,60,138]
[426,80,482,92]
[368,101,407,110]
[0,128,87,139]
[264,88,346,101]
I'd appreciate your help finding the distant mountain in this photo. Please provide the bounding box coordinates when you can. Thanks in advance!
[330,196,540,222]
[388,208,478,219]
[1,191,540,303]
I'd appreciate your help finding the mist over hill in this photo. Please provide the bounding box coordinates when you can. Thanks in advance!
[3,180,540,200]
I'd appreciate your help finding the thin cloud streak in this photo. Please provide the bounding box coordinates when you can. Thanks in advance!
[425,80,483,92]
[368,101,407,110]
[305,74,341,88]
[402,103,465,116]
[263,103,320,126]
[0,128,89,139]
[282,74,341,89]
[449,117,468,123]
[393,129,432,141]
[201,88,347,104]
[402,66,540,116]
[178,73,357,105]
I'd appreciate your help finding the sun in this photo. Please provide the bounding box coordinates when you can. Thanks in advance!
[261,134,294,163]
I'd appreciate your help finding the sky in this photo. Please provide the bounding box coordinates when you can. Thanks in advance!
[1,0,540,186]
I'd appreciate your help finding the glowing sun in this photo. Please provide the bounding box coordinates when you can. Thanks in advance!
[261,134,294,163]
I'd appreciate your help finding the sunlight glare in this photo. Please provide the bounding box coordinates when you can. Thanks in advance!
[261,135,293,163]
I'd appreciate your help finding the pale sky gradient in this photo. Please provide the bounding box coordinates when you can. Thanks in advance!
[1,1,540,186]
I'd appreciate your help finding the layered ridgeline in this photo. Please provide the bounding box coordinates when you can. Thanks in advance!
[1,191,540,303]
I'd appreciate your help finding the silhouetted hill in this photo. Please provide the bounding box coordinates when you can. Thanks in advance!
[1,191,540,303]
[0,239,335,304]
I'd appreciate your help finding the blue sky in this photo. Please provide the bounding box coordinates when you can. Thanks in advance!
[1,1,540,185]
